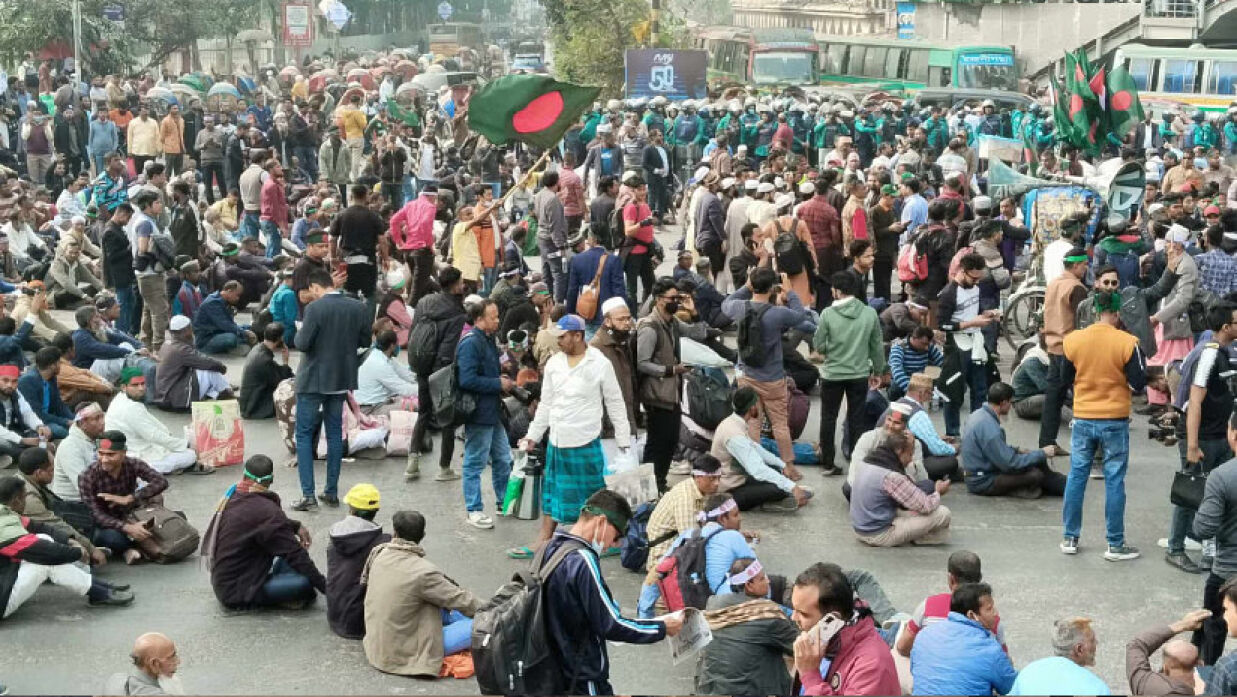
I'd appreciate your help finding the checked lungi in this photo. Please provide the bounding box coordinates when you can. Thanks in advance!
[542,438,606,524]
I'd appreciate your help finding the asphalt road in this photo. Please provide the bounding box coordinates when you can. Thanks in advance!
[1,225,1217,694]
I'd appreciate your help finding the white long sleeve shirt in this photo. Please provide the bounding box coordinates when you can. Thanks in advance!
[525,346,631,449]
[356,349,418,406]
[105,392,191,464]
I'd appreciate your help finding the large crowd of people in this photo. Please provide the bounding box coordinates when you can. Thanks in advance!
[5,47,1237,696]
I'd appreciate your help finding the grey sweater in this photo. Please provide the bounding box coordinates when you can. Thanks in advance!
[1193,457,1237,578]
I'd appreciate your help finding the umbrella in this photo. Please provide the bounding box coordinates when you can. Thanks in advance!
[308,70,340,94]
[168,84,200,102]
[178,74,208,93]
[346,69,375,90]
[394,60,417,80]
[394,81,419,106]
[280,66,301,79]
[236,76,258,96]
[145,87,179,113]
[370,65,392,78]
[206,82,242,111]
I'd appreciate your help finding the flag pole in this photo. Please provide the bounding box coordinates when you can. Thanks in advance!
[493,147,553,209]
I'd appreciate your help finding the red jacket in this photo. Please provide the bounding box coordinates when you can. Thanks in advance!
[800,615,901,696]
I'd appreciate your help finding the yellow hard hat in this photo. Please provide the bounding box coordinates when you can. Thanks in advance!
[343,483,381,511]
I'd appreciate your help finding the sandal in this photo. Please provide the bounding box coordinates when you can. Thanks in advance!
[505,546,535,560]
[185,463,216,475]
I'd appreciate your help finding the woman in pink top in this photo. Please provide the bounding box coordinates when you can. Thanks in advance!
[621,175,657,304]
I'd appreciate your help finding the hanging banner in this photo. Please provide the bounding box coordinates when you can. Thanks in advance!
[283,0,313,47]
[624,49,708,100]
[896,2,915,39]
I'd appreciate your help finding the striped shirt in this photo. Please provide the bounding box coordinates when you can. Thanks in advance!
[889,339,944,391]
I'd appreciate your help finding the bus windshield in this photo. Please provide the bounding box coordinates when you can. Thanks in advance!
[956,52,1018,90]
[752,51,815,85]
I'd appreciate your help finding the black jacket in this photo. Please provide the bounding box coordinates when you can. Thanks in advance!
[326,515,389,639]
[697,593,798,696]
[239,343,293,419]
[295,291,371,395]
[410,291,467,373]
[101,221,135,289]
[209,490,326,609]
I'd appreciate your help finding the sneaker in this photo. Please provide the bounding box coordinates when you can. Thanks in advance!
[1060,537,1079,555]
[760,496,800,513]
[290,497,319,512]
[435,468,461,482]
[1157,537,1203,551]
[317,494,340,507]
[88,588,135,607]
[97,579,131,592]
[1105,544,1141,561]
[820,463,843,477]
[467,512,494,529]
[1165,552,1202,573]
[404,452,421,481]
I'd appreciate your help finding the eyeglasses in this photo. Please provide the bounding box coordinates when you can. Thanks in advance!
[661,293,680,301]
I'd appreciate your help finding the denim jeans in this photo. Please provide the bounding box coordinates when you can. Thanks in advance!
[295,392,345,499]
[480,266,498,297]
[115,285,138,336]
[1168,437,1233,554]
[293,146,318,182]
[944,357,988,437]
[45,422,68,440]
[93,526,134,554]
[462,422,511,513]
[199,332,240,354]
[638,583,661,619]
[240,211,260,241]
[538,239,567,302]
[200,162,224,203]
[1063,418,1130,546]
[442,609,473,655]
[260,219,281,259]
[760,437,819,464]
[252,557,316,606]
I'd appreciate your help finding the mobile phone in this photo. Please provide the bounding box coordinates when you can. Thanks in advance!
[814,613,845,645]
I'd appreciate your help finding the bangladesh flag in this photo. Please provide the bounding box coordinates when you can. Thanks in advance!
[1105,66,1145,141]
[1049,75,1075,145]
[386,99,420,129]
[467,75,601,149]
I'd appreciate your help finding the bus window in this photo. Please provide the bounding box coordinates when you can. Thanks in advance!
[864,47,886,77]
[827,44,847,74]
[1125,57,1155,91]
[907,49,929,82]
[1161,59,1202,93]
[887,49,904,79]
[848,46,865,75]
[1209,61,1237,96]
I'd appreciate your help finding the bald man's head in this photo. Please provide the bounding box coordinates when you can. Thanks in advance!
[1162,639,1199,679]
[132,632,179,680]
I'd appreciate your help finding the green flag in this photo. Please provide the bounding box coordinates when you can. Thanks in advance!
[386,99,420,129]
[1105,66,1145,142]
[1050,75,1075,145]
[466,75,600,149]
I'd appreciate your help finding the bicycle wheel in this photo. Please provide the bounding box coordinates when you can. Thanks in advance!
[1003,289,1044,351]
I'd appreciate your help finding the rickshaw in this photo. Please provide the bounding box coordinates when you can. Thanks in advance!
[144,87,179,117]
[205,82,242,113]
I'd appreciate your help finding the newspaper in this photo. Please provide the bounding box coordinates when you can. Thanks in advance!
[660,608,713,665]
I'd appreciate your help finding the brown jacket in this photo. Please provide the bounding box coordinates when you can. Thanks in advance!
[590,326,637,433]
[1042,272,1086,356]
[19,471,97,556]
[361,538,482,677]
[159,115,184,155]
[1125,624,1196,696]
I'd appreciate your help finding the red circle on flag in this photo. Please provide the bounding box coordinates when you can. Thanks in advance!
[1075,65,1085,83]
[1111,90,1133,111]
[1069,94,1083,117]
[512,91,564,134]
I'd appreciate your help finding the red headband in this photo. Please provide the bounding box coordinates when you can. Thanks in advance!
[98,438,125,451]
[126,376,146,386]
[0,365,20,379]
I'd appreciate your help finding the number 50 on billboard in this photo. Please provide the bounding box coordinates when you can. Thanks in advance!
[625,49,708,100]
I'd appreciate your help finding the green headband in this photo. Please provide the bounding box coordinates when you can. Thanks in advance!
[243,468,273,484]
[1064,255,1089,264]
[582,504,629,536]
[220,247,240,257]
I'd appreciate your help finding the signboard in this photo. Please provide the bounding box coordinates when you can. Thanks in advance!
[102,4,124,21]
[624,49,708,100]
[896,2,915,40]
[282,1,313,47]
[976,135,1023,163]
[959,53,1015,67]
[437,1,453,20]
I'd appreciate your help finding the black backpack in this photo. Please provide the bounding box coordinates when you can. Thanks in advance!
[737,301,772,368]
[654,528,723,611]
[773,217,804,275]
[473,539,584,696]
[684,367,732,431]
[407,317,440,375]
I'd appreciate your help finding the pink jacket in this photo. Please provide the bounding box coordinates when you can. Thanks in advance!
[799,616,901,696]
[389,196,435,251]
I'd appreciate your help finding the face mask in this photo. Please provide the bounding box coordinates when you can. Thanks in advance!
[664,300,680,315]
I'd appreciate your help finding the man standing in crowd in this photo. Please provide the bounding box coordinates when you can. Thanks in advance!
[637,277,688,492]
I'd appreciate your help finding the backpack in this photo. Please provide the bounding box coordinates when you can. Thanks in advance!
[946,245,975,279]
[607,205,626,252]
[655,528,723,612]
[407,317,441,375]
[737,301,772,368]
[472,538,585,696]
[897,232,931,283]
[129,504,200,564]
[150,232,177,271]
[620,502,678,572]
[575,254,608,321]
[429,334,479,427]
[773,217,804,275]
[1189,288,1219,334]
[684,367,731,431]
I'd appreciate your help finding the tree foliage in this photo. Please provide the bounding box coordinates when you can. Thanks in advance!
[539,0,648,97]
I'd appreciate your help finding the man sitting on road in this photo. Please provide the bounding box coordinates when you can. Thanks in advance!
[888,326,943,401]
[17,447,105,567]
[897,550,1009,658]
[70,305,144,383]
[206,455,326,610]
[327,483,389,640]
[909,582,1017,696]
[961,381,1066,499]
[849,429,951,547]
[356,330,418,416]
[879,372,960,482]
[712,387,812,512]
[154,315,232,410]
[50,333,115,411]
[17,347,74,439]
[0,363,53,468]
[239,323,294,419]
[106,368,208,475]
[194,280,257,355]
[1125,609,1209,696]
[50,402,105,502]
[77,431,169,564]
[1010,617,1111,695]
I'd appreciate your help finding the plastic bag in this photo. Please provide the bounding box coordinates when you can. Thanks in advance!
[606,463,658,508]
[679,337,732,368]
[603,435,646,475]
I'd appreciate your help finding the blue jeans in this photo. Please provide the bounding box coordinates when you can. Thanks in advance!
[253,557,316,606]
[441,609,473,655]
[944,357,988,437]
[240,211,260,241]
[116,285,138,337]
[293,145,318,182]
[537,239,567,303]
[93,526,134,553]
[295,392,345,499]
[90,152,107,176]
[462,422,511,513]
[480,266,498,296]
[761,437,819,464]
[1063,418,1130,546]
[199,332,240,354]
[638,583,661,619]
[46,422,69,440]
[260,219,281,259]
[1168,437,1233,554]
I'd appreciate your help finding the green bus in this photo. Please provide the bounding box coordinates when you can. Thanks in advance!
[692,26,820,88]
[816,37,1018,92]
